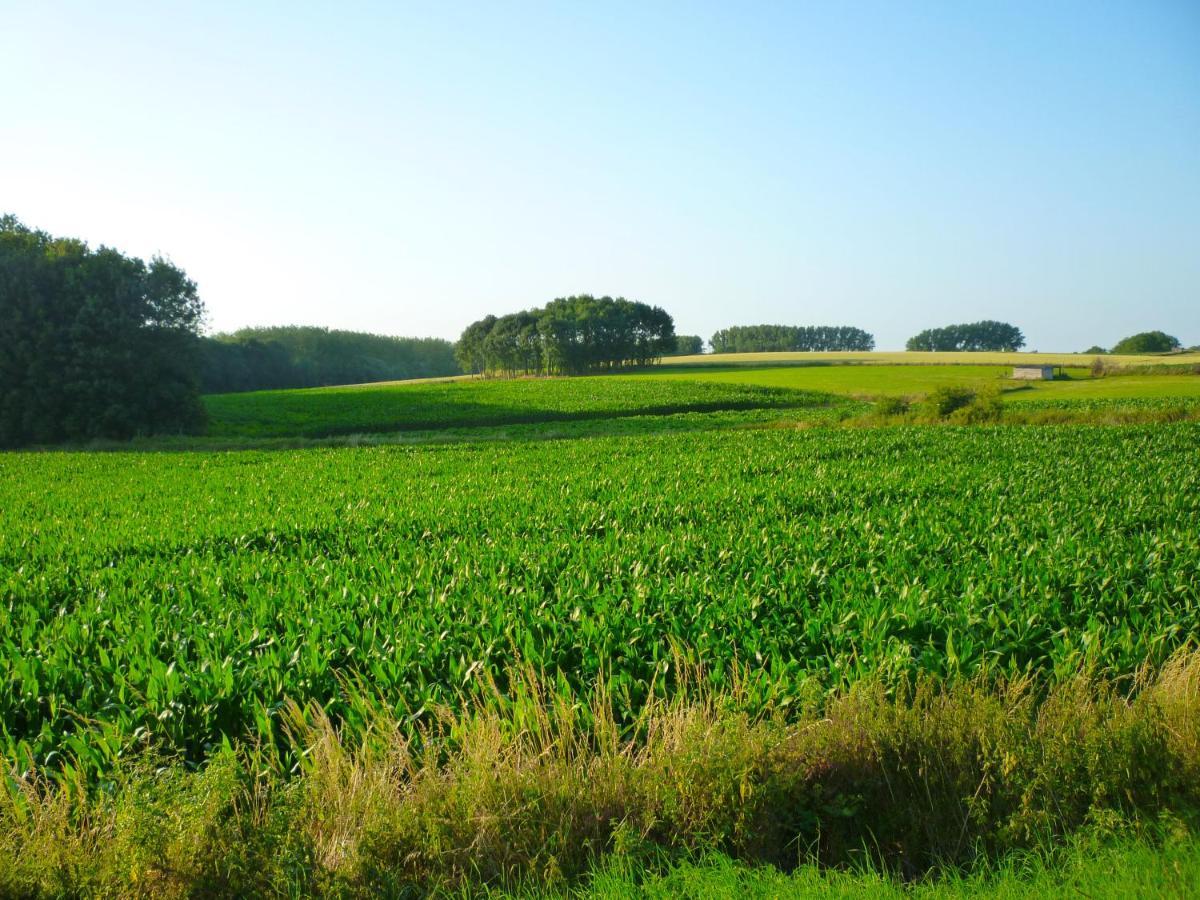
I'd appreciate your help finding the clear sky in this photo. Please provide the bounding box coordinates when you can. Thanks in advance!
[3,1,1198,351]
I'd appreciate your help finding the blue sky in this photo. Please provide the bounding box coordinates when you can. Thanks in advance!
[3,1,1197,350]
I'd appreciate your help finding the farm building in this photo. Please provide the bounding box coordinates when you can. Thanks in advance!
[1012,365,1055,380]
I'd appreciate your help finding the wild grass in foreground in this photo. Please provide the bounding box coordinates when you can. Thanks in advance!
[560,836,1200,899]
[4,652,1200,897]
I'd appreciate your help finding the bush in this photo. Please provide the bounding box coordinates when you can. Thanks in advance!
[949,386,1004,424]
[924,385,976,418]
[1083,345,1108,355]
[873,396,910,417]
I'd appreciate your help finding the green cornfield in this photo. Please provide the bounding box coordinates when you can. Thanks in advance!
[3,424,1198,776]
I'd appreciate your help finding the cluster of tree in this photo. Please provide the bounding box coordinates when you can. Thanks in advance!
[455,295,675,376]
[0,216,206,446]
[667,335,705,355]
[1107,331,1183,355]
[709,325,875,354]
[905,320,1025,352]
[200,327,458,393]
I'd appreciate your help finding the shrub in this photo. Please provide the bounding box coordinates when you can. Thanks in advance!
[924,384,976,418]
[949,386,1003,424]
[873,396,910,417]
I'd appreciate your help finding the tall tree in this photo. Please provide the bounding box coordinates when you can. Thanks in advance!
[709,325,875,353]
[905,321,1025,352]
[668,335,705,356]
[203,327,459,392]
[0,216,206,446]
[457,295,675,376]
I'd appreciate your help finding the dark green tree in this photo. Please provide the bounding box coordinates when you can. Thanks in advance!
[457,295,675,376]
[905,321,1025,352]
[202,326,459,392]
[1110,331,1182,354]
[668,335,704,355]
[0,216,206,446]
[709,325,874,353]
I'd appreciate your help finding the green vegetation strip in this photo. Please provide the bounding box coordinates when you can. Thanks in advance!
[2,425,1198,775]
[202,377,830,438]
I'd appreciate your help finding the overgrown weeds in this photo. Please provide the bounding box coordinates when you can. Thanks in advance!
[3,652,1200,897]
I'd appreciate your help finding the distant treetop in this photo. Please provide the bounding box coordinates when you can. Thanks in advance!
[668,335,705,356]
[456,295,675,376]
[201,326,458,393]
[709,325,875,353]
[905,321,1025,352]
[1110,331,1182,355]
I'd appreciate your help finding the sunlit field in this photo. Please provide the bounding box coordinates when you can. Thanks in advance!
[662,349,1200,367]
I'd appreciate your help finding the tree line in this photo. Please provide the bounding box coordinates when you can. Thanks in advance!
[667,335,704,356]
[1,216,206,445]
[709,325,875,353]
[906,320,1025,352]
[0,217,460,446]
[200,327,457,393]
[456,295,675,376]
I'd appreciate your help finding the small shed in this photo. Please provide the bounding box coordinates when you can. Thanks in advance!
[1012,365,1055,381]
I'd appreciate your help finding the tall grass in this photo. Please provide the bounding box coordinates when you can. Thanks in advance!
[3,652,1199,897]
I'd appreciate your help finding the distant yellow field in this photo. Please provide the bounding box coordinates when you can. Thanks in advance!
[661,350,1200,367]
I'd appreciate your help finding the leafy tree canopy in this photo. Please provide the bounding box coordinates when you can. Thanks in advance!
[201,326,458,393]
[709,325,875,353]
[1110,331,1182,355]
[456,295,675,376]
[0,215,206,446]
[668,335,705,355]
[905,320,1025,352]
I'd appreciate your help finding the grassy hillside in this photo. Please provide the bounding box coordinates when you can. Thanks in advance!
[639,362,1200,403]
[202,376,835,439]
[199,359,1200,446]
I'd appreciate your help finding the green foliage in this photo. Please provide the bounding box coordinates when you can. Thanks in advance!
[201,326,458,393]
[456,296,675,376]
[202,376,824,438]
[3,657,1200,895]
[709,324,875,353]
[906,321,1025,352]
[2,425,1198,778]
[873,396,910,417]
[667,334,704,355]
[924,384,977,417]
[948,386,1004,423]
[1112,330,1183,355]
[0,215,206,446]
[1083,345,1108,355]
